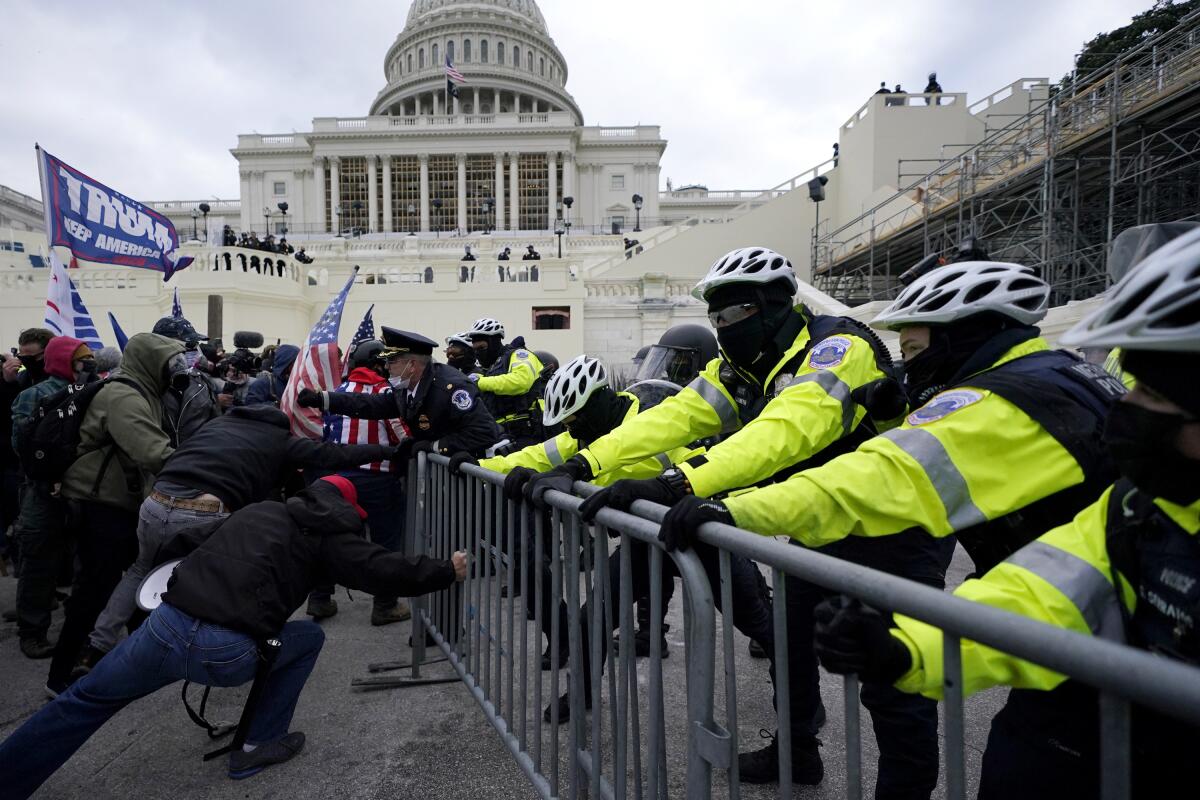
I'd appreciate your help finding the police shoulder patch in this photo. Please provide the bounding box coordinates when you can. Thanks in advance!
[451,388,473,411]
[905,389,985,426]
[808,336,853,370]
[515,349,530,360]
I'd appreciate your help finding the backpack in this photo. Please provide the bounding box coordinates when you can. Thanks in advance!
[17,376,148,482]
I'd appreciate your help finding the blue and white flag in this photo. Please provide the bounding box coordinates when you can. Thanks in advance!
[45,255,104,351]
[172,286,184,319]
[107,311,129,352]
[37,146,193,281]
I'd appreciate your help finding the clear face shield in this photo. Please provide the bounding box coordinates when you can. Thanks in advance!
[633,345,701,386]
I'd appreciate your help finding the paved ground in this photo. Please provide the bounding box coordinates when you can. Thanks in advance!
[0,542,1003,799]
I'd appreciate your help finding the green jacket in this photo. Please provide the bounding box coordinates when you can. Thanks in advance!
[61,333,183,511]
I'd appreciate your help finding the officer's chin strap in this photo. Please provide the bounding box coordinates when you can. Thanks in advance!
[195,637,284,761]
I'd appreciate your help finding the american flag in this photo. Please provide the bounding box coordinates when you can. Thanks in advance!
[341,303,375,375]
[171,286,184,318]
[445,55,466,85]
[280,268,359,439]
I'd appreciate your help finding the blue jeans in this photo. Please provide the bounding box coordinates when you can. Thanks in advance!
[0,603,324,799]
[90,495,229,653]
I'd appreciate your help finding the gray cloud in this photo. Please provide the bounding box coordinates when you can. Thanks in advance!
[0,0,1150,200]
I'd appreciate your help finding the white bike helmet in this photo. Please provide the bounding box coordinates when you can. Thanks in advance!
[446,332,473,348]
[871,261,1049,330]
[691,247,799,302]
[469,317,505,338]
[1061,226,1200,352]
[544,355,608,426]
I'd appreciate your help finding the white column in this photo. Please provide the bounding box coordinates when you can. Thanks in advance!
[546,151,558,232]
[591,163,601,232]
[382,156,393,233]
[419,153,430,233]
[456,152,467,234]
[561,152,575,227]
[292,168,307,236]
[473,87,480,114]
[239,170,252,233]
[434,91,441,115]
[329,158,341,234]
[367,156,378,233]
[494,152,505,231]
[311,160,324,232]
[453,92,459,115]
[249,170,263,235]
[509,151,520,231]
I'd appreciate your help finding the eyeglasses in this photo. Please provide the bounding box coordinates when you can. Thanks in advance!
[708,303,760,329]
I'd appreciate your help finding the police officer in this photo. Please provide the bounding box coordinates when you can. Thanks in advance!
[296,327,500,459]
[662,261,1124,794]
[808,229,1200,800]
[444,332,479,376]
[631,323,718,386]
[466,317,546,449]
[529,246,896,785]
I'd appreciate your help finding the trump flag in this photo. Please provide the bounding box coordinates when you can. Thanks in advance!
[37,146,193,281]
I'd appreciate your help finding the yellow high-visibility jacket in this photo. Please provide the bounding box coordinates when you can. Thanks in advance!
[480,393,696,486]
[477,347,543,398]
[575,315,886,498]
[890,486,1200,699]
[723,338,1088,546]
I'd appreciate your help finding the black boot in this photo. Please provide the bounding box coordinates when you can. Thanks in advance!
[543,689,591,724]
[737,729,823,785]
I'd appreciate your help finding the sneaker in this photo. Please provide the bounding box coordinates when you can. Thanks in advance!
[737,729,823,785]
[612,629,669,659]
[370,602,412,626]
[227,732,306,780]
[306,597,338,620]
[20,636,55,659]
[543,690,591,724]
[748,638,768,659]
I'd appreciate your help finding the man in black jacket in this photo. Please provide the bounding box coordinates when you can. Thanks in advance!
[296,327,500,458]
[80,404,399,673]
[0,476,466,798]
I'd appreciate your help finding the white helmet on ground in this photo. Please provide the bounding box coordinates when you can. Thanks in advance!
[871,261,1050,330]
[446,332,473,348]
[469,317,505,338]
[543,355,608,426]
[1061,226,1200,352]
[691,247,799,302]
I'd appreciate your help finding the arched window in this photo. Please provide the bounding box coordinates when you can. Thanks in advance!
[418,48,425,68]
[512,45,519,66]
[481,40,488,63]
[497,41,504,64]
[432,43,439,65]
[527,51,533,71]
[408,53,413,72]
[464,39,471,62]
[445,41,453,62]
[540,56,545,76]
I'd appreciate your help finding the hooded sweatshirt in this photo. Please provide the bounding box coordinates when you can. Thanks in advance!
[245,344,300,406]
[161,480,456,638]
[62,333,183,511]
[9,336,83,454]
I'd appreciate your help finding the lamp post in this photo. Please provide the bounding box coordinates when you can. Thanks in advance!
[432,198,443,238]
[277,202,289,237]
[351,201,363,236]
[563,196,574,236]
[407,204,417,236]
[807,175,829,273]
[483,196,494,235]
[262,206,271,237]
[190,208,199,241]
[198,203,210,242]
[632,193,643,232]
[555,223,565,258]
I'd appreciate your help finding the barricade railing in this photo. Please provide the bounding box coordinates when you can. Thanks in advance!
[393,454,1200,800]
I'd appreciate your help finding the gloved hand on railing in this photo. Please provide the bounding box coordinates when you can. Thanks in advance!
[578,472,689,523]
[657,494,733,552]
[448,451,478,474]
[813,596,912,683]
[394,440,434,462]
[503,467,538,500]
[524,456,592,509]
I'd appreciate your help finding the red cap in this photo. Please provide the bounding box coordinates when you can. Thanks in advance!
[319,475,368,519]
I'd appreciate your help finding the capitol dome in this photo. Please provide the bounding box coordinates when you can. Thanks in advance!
[370,0,581,122]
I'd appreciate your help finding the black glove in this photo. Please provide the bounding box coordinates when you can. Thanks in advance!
[296,388,324,409]
[410,440,436,458]
[813,596,912,683]
[658,494,733,552]
[391,440,414,463]
[503,466,537,501]
[850,378,907,422]
[524,456,592,510]
[577,473,688,523]
[448,451,478,474]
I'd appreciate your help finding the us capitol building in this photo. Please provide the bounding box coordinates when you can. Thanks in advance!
[0,0,1092,366]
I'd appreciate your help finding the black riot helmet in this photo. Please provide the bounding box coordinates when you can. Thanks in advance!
[534,350,559,377]
[633,324,718,386]
[348,338,387,373]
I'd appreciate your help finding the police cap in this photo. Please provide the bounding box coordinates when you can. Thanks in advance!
[380,326,436,357]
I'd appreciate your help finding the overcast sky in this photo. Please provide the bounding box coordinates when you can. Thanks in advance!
[1,0,1153,201]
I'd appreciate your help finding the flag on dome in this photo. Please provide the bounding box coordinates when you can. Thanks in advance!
[44,255,104,351]
[445,54,465,99]
[36,146,193,281]
[280,267,360,439]
[171,287,184,318]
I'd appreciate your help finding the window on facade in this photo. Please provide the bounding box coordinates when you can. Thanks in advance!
[446,41,454,62]
[480,40,488,63]
[540,57,545,76]
[274,222,288,236]
[338,157,369,234]
[466,155,495,233]
[518,153,549,231]
[464,39,471,62]
[432,44,439,65]
[391,155,420,233]
[611,174,625,190]
[512,45,519,66]
[497,41,504,64]
[533,306,571,330]
[273,181,286,195]
[611,215,625,230]
[428,155,457,233]
[527,51,533,71]
[407,53,413,72]
[418,48,425,69]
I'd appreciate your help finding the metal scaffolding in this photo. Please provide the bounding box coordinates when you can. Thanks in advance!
[814,10,1200,306]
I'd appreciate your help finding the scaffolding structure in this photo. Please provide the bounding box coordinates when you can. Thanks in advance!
[814,10,1200,306]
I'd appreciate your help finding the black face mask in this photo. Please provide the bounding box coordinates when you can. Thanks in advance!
[76,361,98,383]
[716,312,768,369]
[475,338,501,368]
[566,390,628,446]
[447,352,476,373]
[1104,401,1200,506]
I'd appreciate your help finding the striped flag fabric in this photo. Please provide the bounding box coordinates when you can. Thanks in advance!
[280,268,359,439]
[445,55,466,85]
[171,286,184,318]
[44,252,104,351]
[107,311,129,352]
[341,303,376,376]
